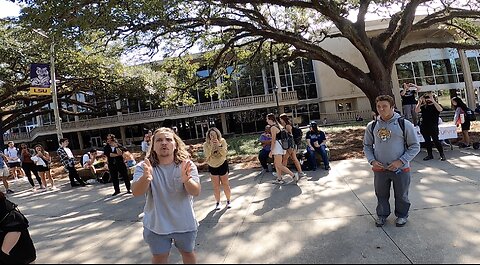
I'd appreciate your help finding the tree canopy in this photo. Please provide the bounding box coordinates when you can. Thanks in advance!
[11,0,480,110]
[0,18,180,143]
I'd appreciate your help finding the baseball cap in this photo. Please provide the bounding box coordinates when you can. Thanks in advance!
[309,121,317,127]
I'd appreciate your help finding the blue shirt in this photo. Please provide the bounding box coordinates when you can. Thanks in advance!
[259,134,272,151]
[306,130,326,146]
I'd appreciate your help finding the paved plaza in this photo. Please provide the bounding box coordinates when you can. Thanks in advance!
[6,148,480,264]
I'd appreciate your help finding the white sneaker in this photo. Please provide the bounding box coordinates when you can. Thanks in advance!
[215,202,221,211]
[226,201,232,209]
[293,173,300,183]
[272,172,277,177]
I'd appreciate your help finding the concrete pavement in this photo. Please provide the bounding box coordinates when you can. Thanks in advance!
[6,148,480,263]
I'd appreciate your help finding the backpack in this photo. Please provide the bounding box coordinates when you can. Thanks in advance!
[0,200,29,232]
[292,126,303,146]
[278,127,294,150]
[464,107,476,121]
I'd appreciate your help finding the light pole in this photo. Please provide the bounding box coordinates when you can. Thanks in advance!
[33,29,63,143]
[272,85,280,113]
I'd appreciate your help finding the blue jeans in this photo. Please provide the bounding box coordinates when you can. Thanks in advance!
[258,149,270,170]
[307,146,329,170]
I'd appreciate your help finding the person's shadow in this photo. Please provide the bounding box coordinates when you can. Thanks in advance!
[253,184,302,216]
[198,207,228,230]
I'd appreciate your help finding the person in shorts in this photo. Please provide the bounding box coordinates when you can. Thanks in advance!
[132,127,201,264]
[0,152,14,194]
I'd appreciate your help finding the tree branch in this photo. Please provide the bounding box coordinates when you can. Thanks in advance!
[398,42,480,59]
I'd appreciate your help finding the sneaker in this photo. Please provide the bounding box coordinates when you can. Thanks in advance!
[6,189,14,195]
[111,191,121,197]
[440,155,447,161]
[293,173,299,183]
[375,217,386,227]
[395,217,408,227]
[31,187,37,192]
[325,166,331,170]
[226,201,232,209]
[50,186,58,190]
[423,155,434,161]
[272,172,277,177]
[215,202,221,211]
[298,172,306,177]
[272,178,285,185]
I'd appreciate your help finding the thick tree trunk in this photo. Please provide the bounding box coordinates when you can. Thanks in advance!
[362,73,395,113]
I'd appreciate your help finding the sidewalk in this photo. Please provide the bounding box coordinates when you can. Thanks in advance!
[7,148,480,263]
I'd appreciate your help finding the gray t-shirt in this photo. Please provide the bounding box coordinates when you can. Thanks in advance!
[133,160,200,235]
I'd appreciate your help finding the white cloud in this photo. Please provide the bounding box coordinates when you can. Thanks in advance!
[0,0,20,19]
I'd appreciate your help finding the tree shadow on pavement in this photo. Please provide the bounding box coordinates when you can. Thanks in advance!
[252,184,302,216]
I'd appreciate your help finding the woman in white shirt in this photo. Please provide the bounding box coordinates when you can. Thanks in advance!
[31,145,55,190]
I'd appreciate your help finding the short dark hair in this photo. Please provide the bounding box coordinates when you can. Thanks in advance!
[59,138,69,144]
[375,95,395,107]
[89,148,97,154]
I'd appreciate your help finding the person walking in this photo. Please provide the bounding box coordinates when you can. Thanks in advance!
[57,138,87,188]
[19,143,42,191]
[416,92,446,161]
[451,97,471,148]
[132,127,201,264]
[4,141,24,181]
[305,121,331,171]
[203,127,232,210]
[279,113,304,181]
[364,95,420,227]
[266,113,298,185]
[258,125,272,173]
[0,152,14,194]
[104,134,131,196]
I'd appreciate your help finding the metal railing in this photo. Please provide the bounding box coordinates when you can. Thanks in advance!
[5,92,298,142]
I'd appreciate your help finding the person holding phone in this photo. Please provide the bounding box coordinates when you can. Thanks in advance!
[132,127,201,264]
[416,92,446,161]
[104,134,131,196]
[400,83,421,125]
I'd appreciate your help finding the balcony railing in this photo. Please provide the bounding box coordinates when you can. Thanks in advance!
[5,92,298,142]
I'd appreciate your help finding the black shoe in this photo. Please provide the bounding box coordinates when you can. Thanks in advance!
[423,155,434,161]
[325,166,331,170]
[375,217,386,227]
[112,191,121,197]
[126,190,132,194]
[440,155,447,161]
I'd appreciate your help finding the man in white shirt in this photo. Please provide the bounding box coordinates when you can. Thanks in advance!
[4,141,24,180]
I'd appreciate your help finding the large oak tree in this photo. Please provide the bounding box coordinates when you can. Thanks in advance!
[13,0,480,110]
[0,19,174,144]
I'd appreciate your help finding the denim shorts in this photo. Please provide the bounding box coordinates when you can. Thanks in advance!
[143,228,197,255]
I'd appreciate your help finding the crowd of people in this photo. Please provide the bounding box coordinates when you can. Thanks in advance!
[0,86,478,264]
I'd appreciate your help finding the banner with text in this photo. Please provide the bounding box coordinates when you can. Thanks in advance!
[30,63,51,96]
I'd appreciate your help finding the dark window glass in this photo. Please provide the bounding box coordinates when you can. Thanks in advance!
[292,74,305,86]
[468,57,479,72]
[396,63,414,80]
[294,85,306,100]
[303,59,314,72]
[455,58,463,73]
[413,61,433,77]
[251,76,265,95]
[238,78,252,97]
[307,84,318,99]
[304,72,316,84]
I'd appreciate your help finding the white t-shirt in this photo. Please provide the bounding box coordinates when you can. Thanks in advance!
[82,154,90,167]
[4,147,20,163]
[132,160,200,235]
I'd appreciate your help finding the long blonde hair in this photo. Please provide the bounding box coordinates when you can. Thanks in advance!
[205,127,223,144]
[146,127,190,166]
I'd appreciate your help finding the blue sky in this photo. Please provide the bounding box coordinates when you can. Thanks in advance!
[0,0,20,18]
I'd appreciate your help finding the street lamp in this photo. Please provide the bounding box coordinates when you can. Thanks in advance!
[33,29,63,143]
[272,85,280,113]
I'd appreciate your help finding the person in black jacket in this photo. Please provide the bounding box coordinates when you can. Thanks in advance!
[0,191,36,264]
[104,134,131,196]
